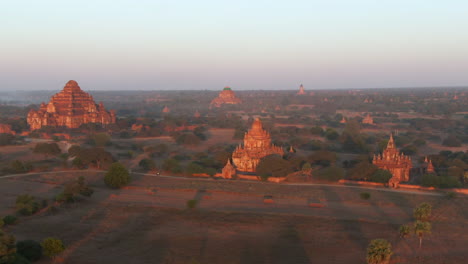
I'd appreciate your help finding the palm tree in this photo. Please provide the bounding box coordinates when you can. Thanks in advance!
[366,239,393,264]
[399,224,411,238]
[414,220,431,249]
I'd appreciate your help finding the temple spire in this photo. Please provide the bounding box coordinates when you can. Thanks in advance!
[387,133,395,149]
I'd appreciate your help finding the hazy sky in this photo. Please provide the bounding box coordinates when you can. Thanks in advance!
[1,0,468,90]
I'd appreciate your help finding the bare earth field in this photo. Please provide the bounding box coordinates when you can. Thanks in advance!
[1,172,467,264]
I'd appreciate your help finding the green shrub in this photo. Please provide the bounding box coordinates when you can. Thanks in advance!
[315,166,345,182]
[360,192,371,200]
[104,162,130,189]
[421,174,462,188]
[369,169,392,183]
[186,199,198,209]
[56,177,94,203]
[16,195,40,216]
[366,239,393,264]
[3,215,18,225]
[0,230,17,263]
[47,206,58,214]
[16,240,42,261]
[41,238,65,259]
[445,192,457,199]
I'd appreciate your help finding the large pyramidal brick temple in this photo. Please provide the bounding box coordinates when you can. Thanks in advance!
[27,80,116,130]
[210,86,242,107]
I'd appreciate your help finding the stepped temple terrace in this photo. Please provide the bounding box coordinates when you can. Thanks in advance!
[27,80,116,130]
[210,86,242,107]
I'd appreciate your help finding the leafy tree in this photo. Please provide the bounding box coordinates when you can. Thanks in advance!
[301,162,312,173]
[162,158,182,174]
[175,133,201,146]
[413,138,426,146]
[314,166,345,182]
[2,216,18,226]
[401,145,418,155]
[339,120,367,153]
[256,155,293,178]
[324,128,339,140]
[0,134,15,146]
[347,161,377,181]
[104,163,130,189]
[309,126,324,136]
[185,162,206,175]
[56,177,94,203]
[442,135,461,147]
[414,221,431,249]
[360,192,371,200]
[413,203,432,222]
[138,158,156,172]
[75,147,114,169]
[33,142,61,158]
[16,240,42,262]
[0,230,16,263]
[366,239,393,264]
[186,199,198,209]
[307,150,337,167]
[89,133,111,147]
[10,160,32,174]
[370,169,392,183]
[40,238,65,259]
[15,195,40,216]
[67,145,81,157]
[147,143,168,158]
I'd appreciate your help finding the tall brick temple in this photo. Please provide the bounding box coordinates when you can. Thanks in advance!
[27,80,116,130]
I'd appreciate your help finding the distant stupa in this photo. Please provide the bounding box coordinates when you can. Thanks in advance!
[297,84,306,95]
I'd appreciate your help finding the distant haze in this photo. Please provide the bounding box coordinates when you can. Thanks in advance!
[1,0,468,91]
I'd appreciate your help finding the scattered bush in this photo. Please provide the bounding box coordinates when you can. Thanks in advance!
[16,240,42,261]
[442,135,461,147]
[315,166,345,182]
[366,239,393,264]
[16,195,40,216]
[445,192,457,199]
[104,162,130,189]
[421,174,462,188]
[0,230,17,263]
[41,238,65,259]
[369,169,392,183]
[33,142,61,158]
[56,177,94,203]
[162,158,182,174]
[3,215,18,226]
[360,192,371,200]
[186,199,198,209]
[138,158,156,172]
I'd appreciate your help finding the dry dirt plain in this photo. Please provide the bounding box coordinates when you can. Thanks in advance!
[1,171,467,264]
